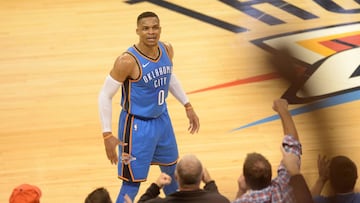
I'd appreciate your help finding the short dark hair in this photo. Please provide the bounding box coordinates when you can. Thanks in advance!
[329,155,358,193]
[137,11,159,25]
[85,187,112,203]
[243,153,272,190]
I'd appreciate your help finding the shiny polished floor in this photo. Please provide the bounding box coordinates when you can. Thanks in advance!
[1,0,359,202]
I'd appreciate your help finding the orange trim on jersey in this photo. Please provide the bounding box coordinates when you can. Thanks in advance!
[121,84,128,111]
[126,80,132,113]
[125,51,142,82]
[118,114,148,182]
[122,51,144,114]
[118,176,129,182]
[159,41,173,64]
[127,116,136,181]
[151,158,178,166]
[119,114,129,180]
[297,31,360,56]
[132,44,162,63]
[118,176,146,182]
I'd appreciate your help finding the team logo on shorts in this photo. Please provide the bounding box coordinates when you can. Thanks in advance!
[121,153,137,165]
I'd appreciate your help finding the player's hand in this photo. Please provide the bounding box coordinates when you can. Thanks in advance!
[103,133,127,165]
[186,107,200,134]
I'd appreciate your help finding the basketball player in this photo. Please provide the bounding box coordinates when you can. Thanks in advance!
[98,11,200,203]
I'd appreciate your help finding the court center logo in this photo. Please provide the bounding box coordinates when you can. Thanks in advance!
[232,22,360,131]
[252,22,360,104]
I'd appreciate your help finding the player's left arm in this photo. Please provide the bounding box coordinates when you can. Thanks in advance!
[164,41,200,134]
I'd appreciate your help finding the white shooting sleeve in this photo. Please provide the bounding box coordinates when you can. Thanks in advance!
[98,75,122,132]
[169,74,189,105]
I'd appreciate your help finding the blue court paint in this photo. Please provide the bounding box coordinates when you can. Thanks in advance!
[230,89,360,132]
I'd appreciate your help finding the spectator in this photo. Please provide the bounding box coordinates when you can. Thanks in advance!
[9,183,41,203]
[282,146,314,203]
[85,187,112,203]
[233,99,302,203]
[137,154,230,203]
[311,154,360,203]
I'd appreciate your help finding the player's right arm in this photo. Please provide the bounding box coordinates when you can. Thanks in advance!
[110,53,138,84]
[98,53,136,164]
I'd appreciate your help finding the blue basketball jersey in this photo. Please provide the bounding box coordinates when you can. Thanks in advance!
[121,42,173,118]
[117,42,179,195]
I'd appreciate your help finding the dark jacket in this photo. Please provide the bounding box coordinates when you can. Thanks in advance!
[137,181,230,203]
[290,174,314,203]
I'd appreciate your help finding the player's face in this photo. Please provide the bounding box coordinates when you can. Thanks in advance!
[136,17,161,46]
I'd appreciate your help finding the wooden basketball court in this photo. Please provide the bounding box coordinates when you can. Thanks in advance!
[1,0,359,202]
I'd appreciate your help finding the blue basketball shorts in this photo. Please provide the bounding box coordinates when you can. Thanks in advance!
[117,109,179,182]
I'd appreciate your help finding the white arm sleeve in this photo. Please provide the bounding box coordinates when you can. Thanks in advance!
[98,75,122,132]
[169,74,189,105]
